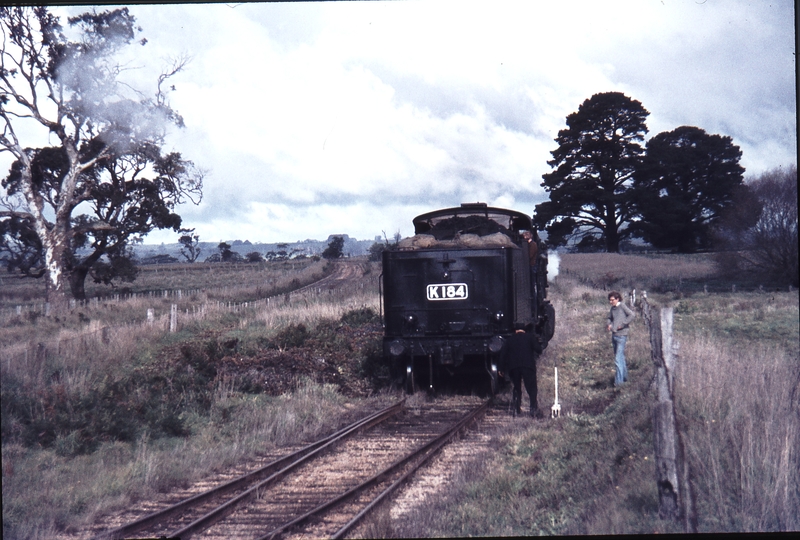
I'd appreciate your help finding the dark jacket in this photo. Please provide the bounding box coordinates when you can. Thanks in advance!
[501,331,542,372]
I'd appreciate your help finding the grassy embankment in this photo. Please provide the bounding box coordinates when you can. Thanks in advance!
[1,259,392,540]
[383,252,799,536]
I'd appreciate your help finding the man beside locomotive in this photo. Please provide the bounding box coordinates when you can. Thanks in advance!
[522,231,538,265]
[499,325,544,417]
[607,291,635,386]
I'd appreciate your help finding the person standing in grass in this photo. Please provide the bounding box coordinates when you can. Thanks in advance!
[499,324,544,417]
[607,291,635,386]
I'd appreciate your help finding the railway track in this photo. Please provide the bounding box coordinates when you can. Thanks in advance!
[93,397,489,540]
[291,261,364,295]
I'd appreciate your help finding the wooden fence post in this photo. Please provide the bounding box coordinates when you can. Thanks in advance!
[642,299,697,533]
[170,304,177,333]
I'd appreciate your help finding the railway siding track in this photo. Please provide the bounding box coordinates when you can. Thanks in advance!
[94,397,488,540]
[291,260,364,295]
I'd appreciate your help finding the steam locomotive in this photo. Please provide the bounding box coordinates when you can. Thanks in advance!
[380,203,555,394]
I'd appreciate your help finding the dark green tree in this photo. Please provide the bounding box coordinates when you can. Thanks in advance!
[0,7,202,303]
[631,126,745,252]
[88,245,138,287]
[368,241,386,262]
[178,228,202,262]
[534,92,649,252]
[217,242,235,262]
[322,236,344,259]
[275,242,289,261]
[0,213,43,275]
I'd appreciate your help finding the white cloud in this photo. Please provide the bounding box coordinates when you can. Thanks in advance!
[7,1,795,245]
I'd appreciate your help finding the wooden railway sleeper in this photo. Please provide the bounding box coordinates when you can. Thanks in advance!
[259,399,490,540]
[96,400,404,540]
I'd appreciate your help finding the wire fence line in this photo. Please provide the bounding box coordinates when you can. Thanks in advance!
[0,276,379,321]
[1,275,380,372]
[1,289,207,319]
[0,286,283,319]
[0,260,373,319]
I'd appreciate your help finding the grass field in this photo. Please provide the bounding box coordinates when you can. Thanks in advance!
[2,253,798,538]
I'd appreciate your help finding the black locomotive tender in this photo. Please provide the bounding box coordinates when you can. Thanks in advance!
[381,203,555,394]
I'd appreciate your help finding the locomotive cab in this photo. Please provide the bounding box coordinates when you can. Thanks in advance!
[381,203,555,394]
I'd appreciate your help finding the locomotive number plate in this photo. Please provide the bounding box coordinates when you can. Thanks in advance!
[426,283,469,301]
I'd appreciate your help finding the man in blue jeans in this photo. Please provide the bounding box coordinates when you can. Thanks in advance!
[607,291,635,386]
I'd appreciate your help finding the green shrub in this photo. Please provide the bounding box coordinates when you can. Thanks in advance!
[0,342,228,455]
[272,323,309,349]
[358,338,389,384]
[340,306,379,326]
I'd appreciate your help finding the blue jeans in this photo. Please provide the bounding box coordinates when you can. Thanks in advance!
[612,334,628,386]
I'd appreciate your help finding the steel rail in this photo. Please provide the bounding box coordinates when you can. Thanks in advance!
[96,400,404,540]
[166,399,403,539]
[258,399,490,540]
[332,399,489,539]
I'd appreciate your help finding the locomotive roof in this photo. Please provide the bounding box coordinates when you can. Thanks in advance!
[412,203,533,235]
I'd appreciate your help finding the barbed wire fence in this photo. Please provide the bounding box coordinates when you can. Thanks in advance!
[1,272,379,373]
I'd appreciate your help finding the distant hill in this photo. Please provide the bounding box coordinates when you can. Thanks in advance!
[133,234,383,263]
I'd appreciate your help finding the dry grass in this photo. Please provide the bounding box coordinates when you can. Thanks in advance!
[559,252,719,293]
[0,259,329,319]
[0,260,379,379]
[675,335,799,531]
[0,259,328,348]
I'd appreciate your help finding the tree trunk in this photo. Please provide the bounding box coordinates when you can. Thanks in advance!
[69,265,90,301]
[17,153,73,310]
[605,223,620,252]
[603,199,621,253]
[69,248,106,301]
[42,233,72,311]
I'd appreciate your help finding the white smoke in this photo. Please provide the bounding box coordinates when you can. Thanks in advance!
[547,252,560,282]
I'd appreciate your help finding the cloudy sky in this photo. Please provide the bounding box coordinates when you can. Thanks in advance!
[34,1,800,243]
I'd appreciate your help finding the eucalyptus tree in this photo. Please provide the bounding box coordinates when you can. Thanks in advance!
[323,236,344,259]
[179,228,202,263]
[1,7,202,303]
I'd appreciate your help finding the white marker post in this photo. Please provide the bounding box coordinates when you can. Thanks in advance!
[551,366,561,418]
